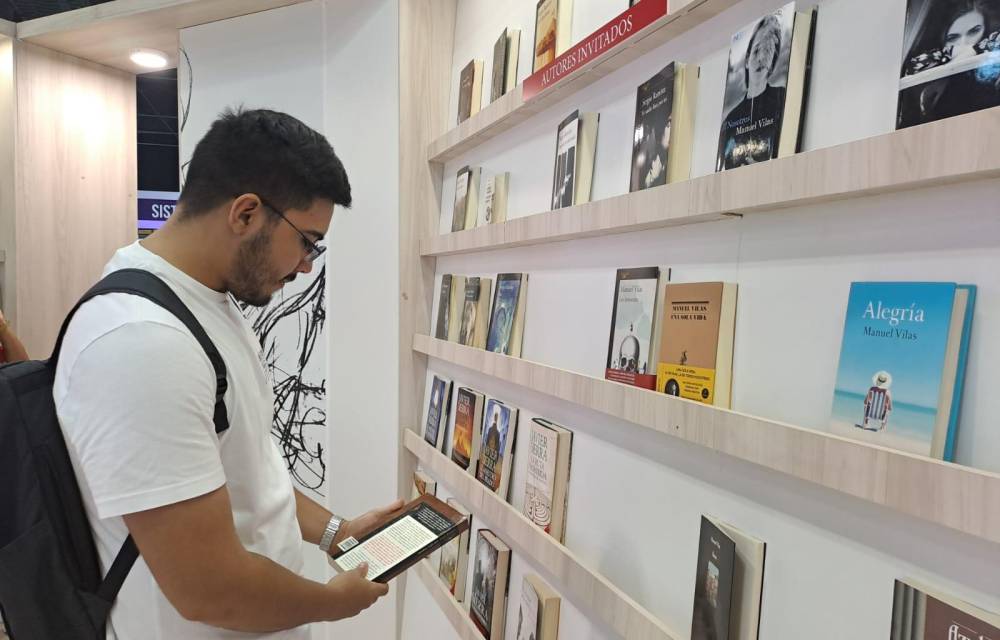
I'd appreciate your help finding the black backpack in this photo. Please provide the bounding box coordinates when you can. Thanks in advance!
[0,269,230,639]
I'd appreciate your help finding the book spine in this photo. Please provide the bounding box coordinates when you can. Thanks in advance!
[944,285,977,461]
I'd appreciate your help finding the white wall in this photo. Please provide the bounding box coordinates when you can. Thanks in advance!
[403,0,1000,639]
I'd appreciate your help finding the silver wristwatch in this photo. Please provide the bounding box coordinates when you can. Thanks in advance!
[318,514,345,554]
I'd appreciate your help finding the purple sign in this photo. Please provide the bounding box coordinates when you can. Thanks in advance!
[138,190,178,231]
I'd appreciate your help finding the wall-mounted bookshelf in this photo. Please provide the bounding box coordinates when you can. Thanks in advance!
[414,560,484,640]
[426,0,743,164]
[422,105,1000,256]
[405,431,681,640]
[412,334,1000,546]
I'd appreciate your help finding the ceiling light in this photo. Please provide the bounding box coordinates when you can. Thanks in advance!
[130,48,168,69]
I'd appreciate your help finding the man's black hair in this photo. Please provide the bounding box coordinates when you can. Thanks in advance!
[178,107,351,216]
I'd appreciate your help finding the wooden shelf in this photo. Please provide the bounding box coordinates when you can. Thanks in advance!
[405,430,680,640]
[412,334,1000,546]
[15,0,309,72]
[413,560,483,640]
[427,0,741,164]
[422,106,1000,256]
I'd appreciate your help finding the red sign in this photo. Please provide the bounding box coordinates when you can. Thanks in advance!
[522,0,668,102]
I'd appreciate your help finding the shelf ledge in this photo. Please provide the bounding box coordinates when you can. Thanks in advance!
[413,560,484,640]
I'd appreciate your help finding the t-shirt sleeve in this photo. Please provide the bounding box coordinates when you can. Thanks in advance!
[57,320,227,520]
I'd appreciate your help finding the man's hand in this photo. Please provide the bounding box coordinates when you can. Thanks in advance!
[325,563,389,618]
[333,500,405,547]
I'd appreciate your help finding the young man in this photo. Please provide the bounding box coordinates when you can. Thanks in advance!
[54,108,398,637]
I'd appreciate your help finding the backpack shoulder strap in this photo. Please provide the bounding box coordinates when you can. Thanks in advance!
[52,268,233,605]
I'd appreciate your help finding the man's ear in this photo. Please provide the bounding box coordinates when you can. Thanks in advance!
[227,194,264,236]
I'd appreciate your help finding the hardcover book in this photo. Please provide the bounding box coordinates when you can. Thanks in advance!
[459,276,493,349]
[522,417,573,543]
[533,0,573,72]
[897,0,1000,129]
[470,529,511,640]
[891,578,1000,639]
[485,273,528,357]
[482,173,510,226]
[452,167,481,232]
[452,387,486,473]
[606,267,662,389]
[515,574,561,640]
[434,274,452,340]
[829,282,976,460]
[330,494,469,583]
[491,28,521,102]
[716,3,815,171]
[551,110,599,210]
[411,470,437,500]
[630,62,700,191]
[437,499,472,602]
[476,398,519,500]
[458,58,484,124]
[423,375,453,451]
[691,516,736,640]
[448,275,467,342]
[656,282,738,408]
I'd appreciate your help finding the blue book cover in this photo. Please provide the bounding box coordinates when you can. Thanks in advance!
[486,275,522,354]
[830,282,958,457]
[476,399,514,494]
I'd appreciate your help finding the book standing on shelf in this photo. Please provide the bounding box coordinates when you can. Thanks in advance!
[656,282,738,408]
[452,167,481,232]
[522,417,572,543]
[515,574,561,640]
[606,267,664,390]
[438,499,472,602]
[829,281,976,460]
[458,59,484,124]
[476,398,519,500]
[891,578,1000,639]
[709,517,766,640]
[482,173,510,226]
[435,275,452,340]
[452,386,485,473]
[447,275,467,342]
[470,529,511,640]
[411,470,437,500]
[491,28,521,102]
[551,110,599,210]
[459,276,492,349]
[630,62,699,190]
[716,3,815,171]
[691,516,736,640]
[424,375,453,451]
[533,0,573,72]
[486,273,528,357]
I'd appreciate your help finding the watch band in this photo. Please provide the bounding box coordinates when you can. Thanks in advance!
[318,514,344,554]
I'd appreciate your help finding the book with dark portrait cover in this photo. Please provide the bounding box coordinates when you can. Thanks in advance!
[533,0,573,72]
[437,498,472,601]
[630,62,700,190]
[707,517,767,640]
[330,494,469,583]
[435,274,452,340]
[452,167,481,232]
[897,0,1000,129]
[423,375,453,451]
[606,267,663,389]
[451,387,485,473]
[515,574,561,640]
[491,28,522,102]
[691,516,736,640]
[476,398,519,500]
[655,282,738,408]
[470,529,511,639]
[716,3,815,171]
[551,110,599,210]
[486,273,528,357]
[459,276,493,349]
[458,58,484,124]
[522,417,572,543]
[891,578,1000,640]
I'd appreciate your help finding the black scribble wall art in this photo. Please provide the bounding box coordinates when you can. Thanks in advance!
[238,265,328,498]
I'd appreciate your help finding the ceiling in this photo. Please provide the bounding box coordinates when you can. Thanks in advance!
[1,0,114,22]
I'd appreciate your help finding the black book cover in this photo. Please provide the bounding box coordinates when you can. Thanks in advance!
[551,111,579,210]
[492,29,509,103]
[692,516,736,640]
[435,275,452,340]
[458,60,476,124]
[631,63,676,192]
[424,376,452,450]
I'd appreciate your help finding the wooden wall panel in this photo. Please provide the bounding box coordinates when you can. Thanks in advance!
[0,35,15,328]
[14,41,136,357]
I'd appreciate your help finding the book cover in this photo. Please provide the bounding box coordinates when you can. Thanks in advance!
[897,0,1000,129]
[829,282,972,458]
[438,499,472,601]
[631,64,676,192]
[423,375,452,450]
[486,273,526,356]
[533,0,559,72]
[606,267,661,389]
[492,29,509,103]
[551,111,579,210]
[516,574,561,640]
[435,274,452,340]
[891,578,1000,639]
[505,30,522,95]
[411,470,436,500]
[483,173,510,225]
[447,275,467,342]
[458,277,491,348]
[458,59,483,124]
[716,3,796,171]
[452,386,485,472]
[453,168,471,232]
[656,282,737,407]
[470,530,511,640]
[476,398,518,499]
[691,516,736,640]
[709,517,767,640]
[522,417,573,542]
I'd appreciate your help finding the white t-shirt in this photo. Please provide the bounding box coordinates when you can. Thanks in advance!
[54,242,310,639]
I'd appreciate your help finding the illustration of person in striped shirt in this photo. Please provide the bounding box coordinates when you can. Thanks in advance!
[860,371,893,432]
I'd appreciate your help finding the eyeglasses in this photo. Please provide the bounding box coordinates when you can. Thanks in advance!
[257,196,326,263]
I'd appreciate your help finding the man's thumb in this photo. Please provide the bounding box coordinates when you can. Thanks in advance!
[354,562,369,578]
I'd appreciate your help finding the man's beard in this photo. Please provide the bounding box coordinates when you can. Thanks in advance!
[229,227,281,307]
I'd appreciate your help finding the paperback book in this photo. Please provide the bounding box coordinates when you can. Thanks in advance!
[482,173,510,226]
[630,62,699,190]
[448,275,467,342]
[515,574,561,640]
[435,274,452,340]
[551,110,599,210]
[411,470,437,500]
[606,267,662,389]
[476,398,519,500]
[708,517,767,640]
[459,276,492,349]
[691,516,736,640]
[891,578,1000,639]
[437,499,472,602]
[533,0,573,72]
[451,386,485,473]
[485,273,528,357]
[522,417,573,543]
[458,58,484,124]
[829,282,976,460]
[470,529,511,640]
[423,375,453,451]
[491,28,521,102]
[452,167,481,232]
